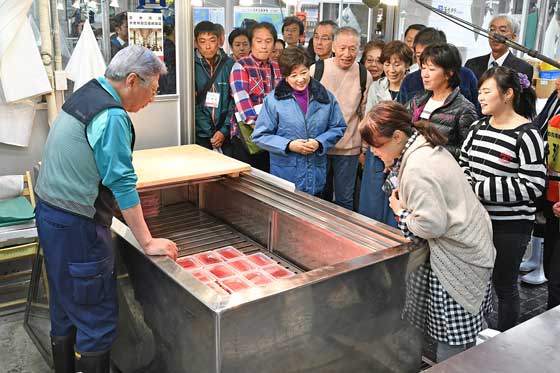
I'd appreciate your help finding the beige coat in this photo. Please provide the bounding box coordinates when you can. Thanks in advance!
[399,135,496,314]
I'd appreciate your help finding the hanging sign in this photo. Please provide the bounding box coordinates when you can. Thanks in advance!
[128,12,164,60]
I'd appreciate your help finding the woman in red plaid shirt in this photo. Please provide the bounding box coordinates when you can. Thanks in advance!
[229,22,282,171]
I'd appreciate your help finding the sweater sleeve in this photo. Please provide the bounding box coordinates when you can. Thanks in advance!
[314,96,347,156]
[473,128,547,203]
[402,164,448,239]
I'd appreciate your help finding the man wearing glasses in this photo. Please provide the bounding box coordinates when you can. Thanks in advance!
[35,45,177,373]
[308,20,338,61]
[465,15,533,81]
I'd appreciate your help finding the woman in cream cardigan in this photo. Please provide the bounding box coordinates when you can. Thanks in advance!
[359,101,496,362]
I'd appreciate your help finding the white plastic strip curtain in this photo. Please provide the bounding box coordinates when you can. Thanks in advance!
[65,19,107,91]
[0,0,51,147]
[0,0,51,101]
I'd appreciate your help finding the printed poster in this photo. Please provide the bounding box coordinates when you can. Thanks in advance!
[128,12,164,60]
[194,7,225,25]
[233,6,283,35]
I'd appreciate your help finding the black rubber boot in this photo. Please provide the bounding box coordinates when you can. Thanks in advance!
[51,334,75,373]
[75,350,110,373]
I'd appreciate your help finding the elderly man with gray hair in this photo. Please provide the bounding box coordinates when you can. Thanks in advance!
[310,27,372,210]
[465,14,533,81]
[35,45,177,373]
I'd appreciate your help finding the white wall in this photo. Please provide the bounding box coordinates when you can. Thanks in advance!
[0,109,48,176]
[0,97,181,178]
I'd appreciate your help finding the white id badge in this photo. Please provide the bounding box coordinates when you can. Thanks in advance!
[205,92,220,108]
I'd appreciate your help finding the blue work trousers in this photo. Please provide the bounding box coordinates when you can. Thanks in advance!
[35,200,117,353]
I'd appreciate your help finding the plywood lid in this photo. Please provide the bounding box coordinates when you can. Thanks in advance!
[133,145,251,190]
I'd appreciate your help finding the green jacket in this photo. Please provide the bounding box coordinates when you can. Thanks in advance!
[194,49,234,138]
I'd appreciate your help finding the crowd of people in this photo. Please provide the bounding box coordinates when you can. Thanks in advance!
[193,14,560,363]
[33,10,560,372]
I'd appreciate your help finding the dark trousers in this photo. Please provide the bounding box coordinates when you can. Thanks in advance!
[35,200,117,353]
[231,136,269,172]
[321,154,359,211]
[544,200,560,309]
[492,224,532,332]
[195,135,233,157]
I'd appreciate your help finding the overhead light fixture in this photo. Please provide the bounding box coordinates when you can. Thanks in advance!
[57,1,64,10]
[72,0,80,9]
[240,0,254,6]
[110,0,119,8]
[192,0,203,6]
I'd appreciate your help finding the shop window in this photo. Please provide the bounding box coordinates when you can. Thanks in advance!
[47,0,176,96]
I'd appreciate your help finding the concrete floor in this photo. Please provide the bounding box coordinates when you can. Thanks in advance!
[0,309,50,373]
[0,267,550,372]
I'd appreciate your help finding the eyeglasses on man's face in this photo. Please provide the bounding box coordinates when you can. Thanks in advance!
[136,74,160,96]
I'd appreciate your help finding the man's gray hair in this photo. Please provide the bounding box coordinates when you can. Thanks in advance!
[334,27,360,45]
[491,14,520,35]
[105,45,167,84]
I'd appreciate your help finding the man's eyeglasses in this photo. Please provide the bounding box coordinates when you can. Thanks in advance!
[135,74,159,96]
[313,35,332,43]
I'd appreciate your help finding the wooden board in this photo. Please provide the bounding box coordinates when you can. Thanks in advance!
[133,145,251,190]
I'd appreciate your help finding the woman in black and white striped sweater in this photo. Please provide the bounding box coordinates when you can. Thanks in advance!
[459,66,546,332]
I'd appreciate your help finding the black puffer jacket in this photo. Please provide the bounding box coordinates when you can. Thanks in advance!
[406,87,479,159]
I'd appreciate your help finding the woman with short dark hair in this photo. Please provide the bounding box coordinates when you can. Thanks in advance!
[252,47,346,195]
[406,43,478,159]
[360,101,495,362]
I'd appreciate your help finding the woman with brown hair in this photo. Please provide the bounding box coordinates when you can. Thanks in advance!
[360,101,495,362]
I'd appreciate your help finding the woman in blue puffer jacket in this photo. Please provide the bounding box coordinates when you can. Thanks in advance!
[252,47,347,196]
